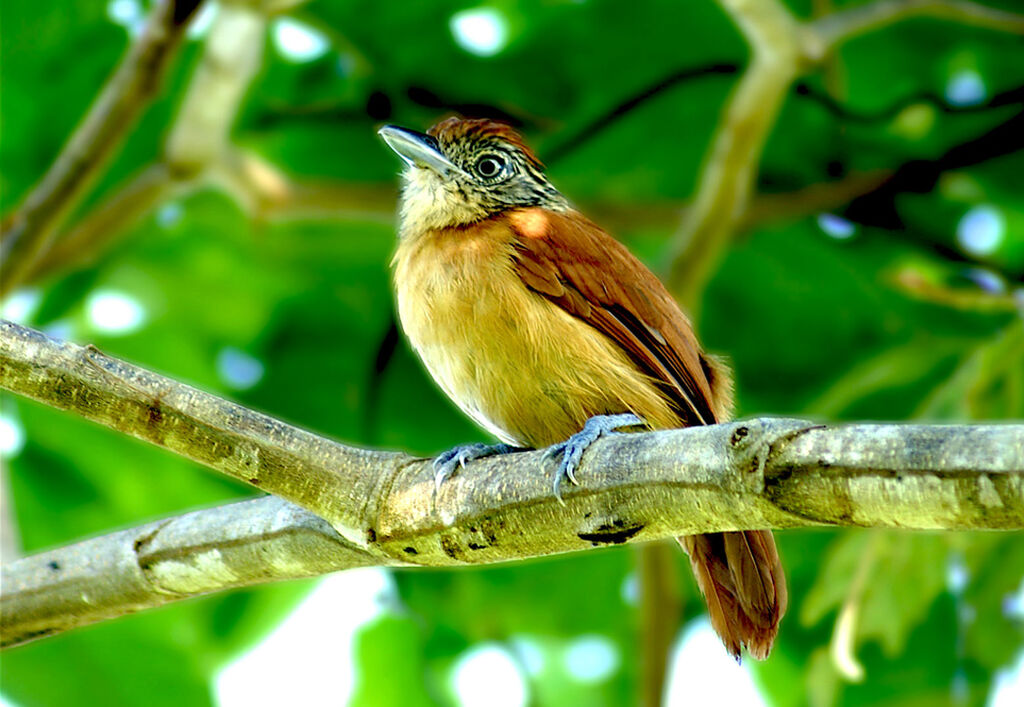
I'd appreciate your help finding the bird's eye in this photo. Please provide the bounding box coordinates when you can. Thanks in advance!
[474,155,505,179]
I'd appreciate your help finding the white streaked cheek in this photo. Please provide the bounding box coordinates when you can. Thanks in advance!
[399,168,488,233]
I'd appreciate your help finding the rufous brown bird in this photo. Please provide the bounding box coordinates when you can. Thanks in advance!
[379,117,787,659]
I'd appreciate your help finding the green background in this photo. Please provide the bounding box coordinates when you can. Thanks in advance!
[2,0,1023,705]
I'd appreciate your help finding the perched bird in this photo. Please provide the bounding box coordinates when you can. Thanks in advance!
[379,117,787,659]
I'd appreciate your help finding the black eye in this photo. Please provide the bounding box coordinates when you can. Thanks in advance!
[475,155,505,179]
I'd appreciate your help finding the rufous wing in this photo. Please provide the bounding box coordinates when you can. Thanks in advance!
[506,207,720,427]
[507,206,786,660]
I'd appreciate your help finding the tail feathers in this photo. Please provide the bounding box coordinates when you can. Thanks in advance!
[679,530,788,661]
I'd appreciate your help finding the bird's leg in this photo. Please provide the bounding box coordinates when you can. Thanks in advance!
[433,442,526,490]
[544,413,644,502]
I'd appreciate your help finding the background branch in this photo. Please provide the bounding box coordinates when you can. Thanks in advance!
[0,0,202,296]
[666,0,1024,311]
[12,0,301,290]
[812,0,1024,51]
[2,319,1022,649]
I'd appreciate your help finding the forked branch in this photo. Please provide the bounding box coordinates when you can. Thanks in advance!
[1,319,1021,648]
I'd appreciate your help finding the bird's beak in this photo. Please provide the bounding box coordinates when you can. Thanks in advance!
[378,125,460,178]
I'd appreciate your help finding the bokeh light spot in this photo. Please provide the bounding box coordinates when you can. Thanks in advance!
[990,647,1024,707]
[946,552,968,594]
[107,0,144,36]
[187,1,218,40]
[216,570,394,707]
[665,618,766,706]
[451,643,527,707]
[450,8,509,57]
[509,636,545,677]
[564,634,619,683]
[963,267,1005,294]
[86,291,146,335]
[0,413,26,458]
[621,571,639,606]
[946,69,986,107]
[0,289,41,324]
[817,213,856,240]
[272,17,330,63]
[157,202,184,229]
[956,205,1004,256]
[217,347,265,390]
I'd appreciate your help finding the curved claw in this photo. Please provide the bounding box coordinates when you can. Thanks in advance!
[432,442,521,492]
[546,413,644,504]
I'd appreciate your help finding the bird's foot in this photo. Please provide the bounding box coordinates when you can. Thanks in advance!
[544,413,644,503]
[433,442,522,490]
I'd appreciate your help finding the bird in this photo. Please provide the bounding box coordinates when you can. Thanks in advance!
[378,117,787,660]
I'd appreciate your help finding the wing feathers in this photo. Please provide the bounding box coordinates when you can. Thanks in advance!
[508,207,717,425]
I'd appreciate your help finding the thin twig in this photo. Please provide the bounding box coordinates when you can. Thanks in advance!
[829,529,882,682]
[813,0,1024,53]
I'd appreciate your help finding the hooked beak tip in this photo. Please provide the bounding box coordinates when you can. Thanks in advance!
[378,125,458,177]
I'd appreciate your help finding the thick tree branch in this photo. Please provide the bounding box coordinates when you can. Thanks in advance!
[1,496,382,649]
[0,320,394,548]
[0,0,203,296]
[1,319,1022,648]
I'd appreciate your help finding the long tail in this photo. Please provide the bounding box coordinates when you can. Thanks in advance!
[679,530,788,660]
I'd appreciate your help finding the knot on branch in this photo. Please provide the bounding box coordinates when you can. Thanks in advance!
[725,418,822,491]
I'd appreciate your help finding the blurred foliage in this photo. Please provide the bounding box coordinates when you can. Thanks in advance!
[2,0,1023,705]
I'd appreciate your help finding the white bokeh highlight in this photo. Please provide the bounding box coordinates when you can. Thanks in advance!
[272,17,330,63]
[621,571,639,606]
[991,649,1024,707]
[86,290,146,335]
[451,643,528,707]
[187,0,218,40]
[509,635,545,677]
[450,8,509,57]
[216,569,394,707]
[107,0,144,37]
[0,412,26,458]
[0,289,41,324]
[665,618,766,707]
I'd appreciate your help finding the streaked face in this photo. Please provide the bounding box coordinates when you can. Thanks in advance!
[379,119,567,233]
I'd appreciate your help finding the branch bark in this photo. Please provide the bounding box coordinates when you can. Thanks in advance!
[1,495,381,649]
[2,318,1022,648]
